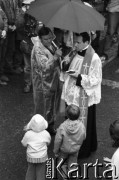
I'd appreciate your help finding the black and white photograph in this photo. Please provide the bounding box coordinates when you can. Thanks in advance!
[0,0,119,179]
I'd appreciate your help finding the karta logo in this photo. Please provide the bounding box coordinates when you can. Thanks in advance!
[46,158,118,179]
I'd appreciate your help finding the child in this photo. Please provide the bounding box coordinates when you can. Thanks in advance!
[53,104,86,179]
[104,120,119,180]
[21,114,51,180]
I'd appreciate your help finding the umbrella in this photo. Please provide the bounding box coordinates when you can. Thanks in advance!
[28,0,105,33]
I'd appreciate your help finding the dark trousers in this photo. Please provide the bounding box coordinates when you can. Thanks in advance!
[0,38,7,77]
[23,53,31,86]
[5,31,16,70]
[13,40,23,69]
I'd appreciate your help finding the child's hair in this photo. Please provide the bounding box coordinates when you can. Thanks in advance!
[66,104,80,120]
[109,120,119,147]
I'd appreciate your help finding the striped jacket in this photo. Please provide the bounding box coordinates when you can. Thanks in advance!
[0,0,19,25]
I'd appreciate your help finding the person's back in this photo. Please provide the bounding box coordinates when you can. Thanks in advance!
[54,105,86,179]
[57,118,86,154]
[21,114,51,180]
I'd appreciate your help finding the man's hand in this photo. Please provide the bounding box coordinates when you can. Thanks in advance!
[12,25,16,31]
[63,55,70,64]
[1,30,6,38]
[9,25,16,31]
[54,48,62,60]
[55,48,62,57]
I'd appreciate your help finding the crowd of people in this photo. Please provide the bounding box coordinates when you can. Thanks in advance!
[0,0,119,180]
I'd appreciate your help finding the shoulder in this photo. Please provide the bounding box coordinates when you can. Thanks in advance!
[22,130,33,140]
[57,121,67,133]
[91,52,102,66]
[42,130,51,139]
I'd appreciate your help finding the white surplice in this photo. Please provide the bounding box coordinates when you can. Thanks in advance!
[61,53,102,107]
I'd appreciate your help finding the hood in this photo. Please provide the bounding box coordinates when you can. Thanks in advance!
[63,119,84,135]
[31,36,40,46]
[27,114,48,132]
[31,36,45,49]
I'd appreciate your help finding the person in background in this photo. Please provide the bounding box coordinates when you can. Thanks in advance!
[21,114,51,180]
[104,120,119,180]
[54,104,86,179]
[20,0,38,93]
[13,0,24,75]
[31,26,62,135]
[0,0,19,74]
[0,6,8,85]
[101,0,119,62]
[61,32,102,158]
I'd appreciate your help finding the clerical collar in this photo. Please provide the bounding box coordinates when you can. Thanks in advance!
[78,45,89,57]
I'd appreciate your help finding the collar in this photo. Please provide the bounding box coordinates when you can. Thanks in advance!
[77,45,89,57]
[82,45,89,51]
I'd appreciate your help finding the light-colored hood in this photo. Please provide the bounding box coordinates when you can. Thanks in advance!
[31,36,45,50]
[26,114,48,132]
[64,119,84,135]
[31,36,40,46]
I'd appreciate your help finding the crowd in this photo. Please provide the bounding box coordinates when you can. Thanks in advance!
[0,0,119,180]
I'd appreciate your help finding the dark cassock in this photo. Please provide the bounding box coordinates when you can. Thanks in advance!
[61,45,102,158]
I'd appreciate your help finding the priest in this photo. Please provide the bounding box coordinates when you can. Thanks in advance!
[61,32,102,158]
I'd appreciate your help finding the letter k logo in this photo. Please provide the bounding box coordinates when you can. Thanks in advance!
[56,158,68,179]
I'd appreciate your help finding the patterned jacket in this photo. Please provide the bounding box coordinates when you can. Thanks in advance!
[0,0,19,25]
[0,6,8,32]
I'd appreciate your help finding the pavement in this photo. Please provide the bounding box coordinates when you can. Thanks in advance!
[0,44,119,180]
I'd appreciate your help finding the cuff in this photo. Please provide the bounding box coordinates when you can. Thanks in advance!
[62,61,70,71]
[76,74,82,87]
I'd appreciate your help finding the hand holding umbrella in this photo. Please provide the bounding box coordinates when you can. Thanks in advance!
[54,48,62,60]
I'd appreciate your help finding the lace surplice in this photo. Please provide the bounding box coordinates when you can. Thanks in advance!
[61,53,102,107]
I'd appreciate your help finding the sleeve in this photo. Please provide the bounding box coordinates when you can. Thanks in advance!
[80,55,102,96]
[15,4,19,21]
[0,2,4,12]
[53,127,63,154]
[46,132,51,145]
[1,9,8,31]
[62,61,70,71]
[34,46,56,72]
[112,153,119,180]
[21,133,29,147]
[76,74,82,87]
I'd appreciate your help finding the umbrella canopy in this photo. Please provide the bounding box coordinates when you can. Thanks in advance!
[28,0,105,33]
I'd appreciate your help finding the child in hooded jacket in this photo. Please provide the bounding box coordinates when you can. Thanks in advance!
[21,114,51,180]
[54,104,86,178]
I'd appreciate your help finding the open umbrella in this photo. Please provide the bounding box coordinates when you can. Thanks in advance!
[28,0,105,33]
